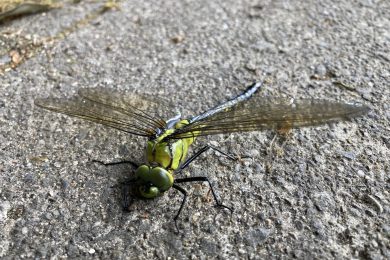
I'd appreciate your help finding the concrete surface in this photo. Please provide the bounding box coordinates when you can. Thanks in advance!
[1,0,389,258]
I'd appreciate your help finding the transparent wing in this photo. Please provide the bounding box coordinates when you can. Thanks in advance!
[166,98,369,139]
[35,88,169,137]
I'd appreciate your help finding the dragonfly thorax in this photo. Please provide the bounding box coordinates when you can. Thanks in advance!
[145,119,196,171]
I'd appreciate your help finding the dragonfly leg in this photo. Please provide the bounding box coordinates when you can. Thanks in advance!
[122,183,133,211]
[172,184,188,233]
[207,145,239,161]
[92,159,139,169]
[178,145,238,172]
[175,177,233,213]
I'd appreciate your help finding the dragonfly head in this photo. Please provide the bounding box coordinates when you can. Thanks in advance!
[135,165,173,198]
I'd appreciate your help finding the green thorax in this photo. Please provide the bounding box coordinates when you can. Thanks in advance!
[146,119,195,170]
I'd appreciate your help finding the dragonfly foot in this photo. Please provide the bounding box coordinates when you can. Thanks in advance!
[214,203,234,214]
[173,217,181,234]
[172,184,187,234]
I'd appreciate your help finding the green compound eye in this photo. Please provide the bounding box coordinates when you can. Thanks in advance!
[135,165,151,179]
[150,167,173,191]
[135,165,173,198]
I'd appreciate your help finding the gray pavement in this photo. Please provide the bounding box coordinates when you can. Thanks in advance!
[0,0,389,258]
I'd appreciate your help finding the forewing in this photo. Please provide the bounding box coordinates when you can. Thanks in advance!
[167,98,369,139]
[35,88,168,137]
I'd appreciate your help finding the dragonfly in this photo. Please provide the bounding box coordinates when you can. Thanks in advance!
[35,81,369,229]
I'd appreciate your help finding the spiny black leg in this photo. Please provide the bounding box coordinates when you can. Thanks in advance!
[92,159,139,169]
[172,184,187,233]
[178,145,238,173]
[175,177,233,213]
[207,145,239,161]
[122,184,132,211]
[179,145,210,171]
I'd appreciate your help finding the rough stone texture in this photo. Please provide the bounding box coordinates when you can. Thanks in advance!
[0,0,389,258]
